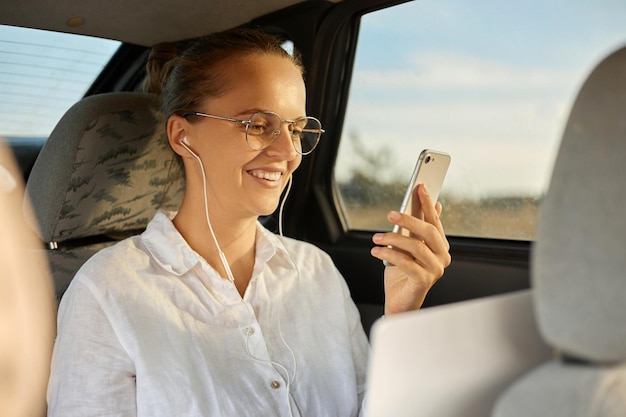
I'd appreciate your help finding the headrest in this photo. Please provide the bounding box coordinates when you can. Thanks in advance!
[26,92,185,244]
[532,46,626,362]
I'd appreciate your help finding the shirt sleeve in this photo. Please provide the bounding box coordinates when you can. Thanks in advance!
[47,279,137,417]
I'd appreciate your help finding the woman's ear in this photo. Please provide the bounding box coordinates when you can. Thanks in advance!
[167,115,192,158]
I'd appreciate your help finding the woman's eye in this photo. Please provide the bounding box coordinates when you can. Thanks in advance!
[249,123,267,134]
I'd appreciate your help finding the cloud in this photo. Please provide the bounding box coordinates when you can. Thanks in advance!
[337,52,583,197]
[353,51,581,93]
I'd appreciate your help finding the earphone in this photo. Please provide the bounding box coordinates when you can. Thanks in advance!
[180,137,198,159]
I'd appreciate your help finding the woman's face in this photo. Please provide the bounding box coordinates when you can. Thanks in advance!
[182,53,306,219]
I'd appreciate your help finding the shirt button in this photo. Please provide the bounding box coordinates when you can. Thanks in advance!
[244,326,255,336]
[270,380,281,389]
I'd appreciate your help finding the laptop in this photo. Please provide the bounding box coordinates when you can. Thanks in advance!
[363,290,552,417]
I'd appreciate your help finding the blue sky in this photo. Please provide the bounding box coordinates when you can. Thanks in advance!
[338,0,626,198]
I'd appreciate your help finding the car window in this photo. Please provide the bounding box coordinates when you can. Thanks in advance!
[335,0,626,240]
[0,25,120,141]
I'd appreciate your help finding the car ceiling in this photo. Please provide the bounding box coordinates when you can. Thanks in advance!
[0,0,341,46]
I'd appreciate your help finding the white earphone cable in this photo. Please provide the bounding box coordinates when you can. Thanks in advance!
[185,142,236,283]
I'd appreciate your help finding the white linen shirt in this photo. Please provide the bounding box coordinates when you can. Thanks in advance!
[47,211,369,417]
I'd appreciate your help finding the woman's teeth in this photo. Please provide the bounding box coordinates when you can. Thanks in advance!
[249,170,282,181]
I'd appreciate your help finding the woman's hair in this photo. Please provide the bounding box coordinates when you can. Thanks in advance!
[160,27,304,120]
[141,42,187,94]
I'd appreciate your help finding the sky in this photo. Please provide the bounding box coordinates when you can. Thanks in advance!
[337,0,626,198]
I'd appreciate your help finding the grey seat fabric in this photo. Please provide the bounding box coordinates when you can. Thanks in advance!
[25,92,185,300]
[492,46,626,416]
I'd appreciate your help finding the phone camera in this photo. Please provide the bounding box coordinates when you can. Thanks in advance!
[425,155,432,163]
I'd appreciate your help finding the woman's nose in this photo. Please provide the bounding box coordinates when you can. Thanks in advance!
[265,124,298,160]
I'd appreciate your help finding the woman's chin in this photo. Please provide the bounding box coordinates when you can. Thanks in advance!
[248,198,281,218]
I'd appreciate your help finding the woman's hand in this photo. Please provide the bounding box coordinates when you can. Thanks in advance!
[370,184,451,315]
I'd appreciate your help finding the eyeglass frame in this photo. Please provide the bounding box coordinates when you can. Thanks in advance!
[181,110,325,155]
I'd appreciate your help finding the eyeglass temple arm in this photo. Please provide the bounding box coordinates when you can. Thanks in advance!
[181,112,247,125]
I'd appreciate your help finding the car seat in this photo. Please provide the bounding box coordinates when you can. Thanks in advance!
[491,46,626,416]
[25,92,185,300]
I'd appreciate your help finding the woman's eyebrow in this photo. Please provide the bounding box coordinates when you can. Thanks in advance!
[233,108,265,118]
[234,109,308,120]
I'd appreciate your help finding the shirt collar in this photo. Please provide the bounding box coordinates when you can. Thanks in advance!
[141,210,293,277]
[141,210,198,276]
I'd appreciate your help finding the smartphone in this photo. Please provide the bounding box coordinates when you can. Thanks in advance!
[391,149,451,236]
[383,149,450,266]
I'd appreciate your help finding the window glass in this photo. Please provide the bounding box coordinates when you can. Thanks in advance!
[0,25,120,140]
[335,0,626,239]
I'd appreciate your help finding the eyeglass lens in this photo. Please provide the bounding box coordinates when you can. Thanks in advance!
[246,112,322,155]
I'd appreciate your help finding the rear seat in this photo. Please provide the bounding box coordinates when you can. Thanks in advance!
[24,92,185,300]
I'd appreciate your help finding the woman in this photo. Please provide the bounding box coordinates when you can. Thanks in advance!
[47,28,450,417]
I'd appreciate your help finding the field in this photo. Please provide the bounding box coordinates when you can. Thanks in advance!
[338,184,540,241]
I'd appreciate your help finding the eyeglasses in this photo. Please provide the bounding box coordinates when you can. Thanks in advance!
[182,110,324,155]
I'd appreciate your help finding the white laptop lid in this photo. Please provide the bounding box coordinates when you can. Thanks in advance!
[364,290,552,417]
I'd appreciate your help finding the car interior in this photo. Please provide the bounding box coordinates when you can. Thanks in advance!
[2,0,626,415]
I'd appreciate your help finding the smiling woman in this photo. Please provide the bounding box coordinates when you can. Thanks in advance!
[45,26,450,417]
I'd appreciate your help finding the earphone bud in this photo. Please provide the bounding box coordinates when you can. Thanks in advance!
[180,137,199,159]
